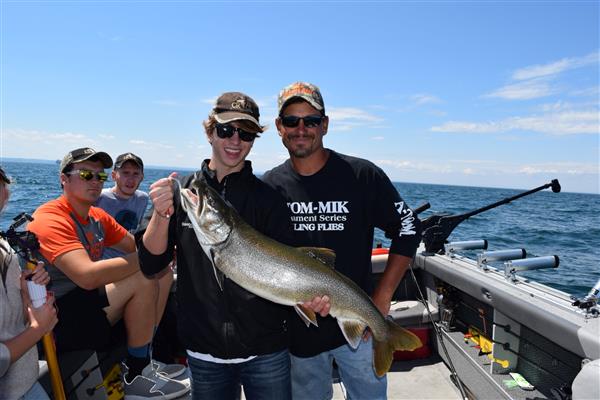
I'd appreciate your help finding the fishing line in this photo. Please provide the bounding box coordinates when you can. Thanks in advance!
[407,263,469,400]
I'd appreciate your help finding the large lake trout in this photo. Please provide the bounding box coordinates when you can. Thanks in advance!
[176,177,422,377]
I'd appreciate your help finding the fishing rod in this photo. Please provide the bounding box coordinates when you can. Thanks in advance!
[420,179,561,254]
[1,213,66,400]
[571,278,600,314]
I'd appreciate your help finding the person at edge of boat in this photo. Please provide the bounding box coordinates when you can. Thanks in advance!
[96,152,149,258]
[0,166,58,399]
[139,91,331,400]
[94,151,186,380]
[26,148,190,400]
[262,81,422,400]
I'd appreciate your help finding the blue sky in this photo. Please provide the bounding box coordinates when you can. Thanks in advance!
[1,1,598,193]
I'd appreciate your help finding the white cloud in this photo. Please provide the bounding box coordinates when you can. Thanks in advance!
[487,51,599,101]
[378,157,598,177]
[325,107,384,133]
[411,93,442,105]
[371,136,385,141]
[570,86,600,97]
[377,159,454,174]
[485,79,555,100]
[129,139,174,149]
[430,121,502,134]
[328,107,383,123]
[99,134,115,140]
[3,129,91,143]
[518,162,598,175]
[431,109,599,136]
[512,52,598,80]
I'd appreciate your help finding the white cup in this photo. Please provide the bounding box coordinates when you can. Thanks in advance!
[26,280,47,308]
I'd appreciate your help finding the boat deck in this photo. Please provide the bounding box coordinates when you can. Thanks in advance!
[241,356,461,400]
[332,356,462,400]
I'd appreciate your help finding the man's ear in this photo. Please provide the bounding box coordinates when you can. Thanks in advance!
[275,118,284,137]
[322,116,329,136]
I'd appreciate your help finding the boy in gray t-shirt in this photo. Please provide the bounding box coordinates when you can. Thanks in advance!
[96,152,149,258]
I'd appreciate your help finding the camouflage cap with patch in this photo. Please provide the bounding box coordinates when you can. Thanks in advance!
[278,82,325,116]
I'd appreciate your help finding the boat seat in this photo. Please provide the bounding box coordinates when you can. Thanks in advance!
[389,300,438,327]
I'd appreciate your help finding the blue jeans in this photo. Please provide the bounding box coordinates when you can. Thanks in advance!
[20,382,50,400]
[291,337,386,400]
[187,349,291,400]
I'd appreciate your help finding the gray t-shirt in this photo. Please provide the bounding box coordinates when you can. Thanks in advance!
[0,239,39,398]
[96,188,149,259]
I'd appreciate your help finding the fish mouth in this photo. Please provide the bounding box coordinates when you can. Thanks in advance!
[170,178,203,216]
[180,187,202,216]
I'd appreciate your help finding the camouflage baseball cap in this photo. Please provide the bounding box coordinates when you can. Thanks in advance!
[278,82,325,116]
[211,92,262,130]
[60,147,113,173]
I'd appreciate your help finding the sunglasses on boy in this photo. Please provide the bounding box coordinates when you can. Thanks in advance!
[67,169,108,182]
[215,123,258,142]
[280,115,324,128]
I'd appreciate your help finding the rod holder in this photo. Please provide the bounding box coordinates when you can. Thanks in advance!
[572,278,600,314]
[478,249,526,271]
[504,256,560,281]
[445,240,488,258]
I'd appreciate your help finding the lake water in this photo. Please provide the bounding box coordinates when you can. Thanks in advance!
[1,160,598,297]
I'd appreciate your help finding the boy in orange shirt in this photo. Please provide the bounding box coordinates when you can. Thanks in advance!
[28,148,189,399]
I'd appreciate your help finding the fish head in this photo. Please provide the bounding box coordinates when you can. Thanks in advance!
[179,177,232,246]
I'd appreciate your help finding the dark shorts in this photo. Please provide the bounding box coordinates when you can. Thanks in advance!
[54,286,125,354]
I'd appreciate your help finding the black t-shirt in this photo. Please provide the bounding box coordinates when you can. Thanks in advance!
[262,150,421,357]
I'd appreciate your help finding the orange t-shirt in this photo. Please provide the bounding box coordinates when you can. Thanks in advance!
[28,195,128,264]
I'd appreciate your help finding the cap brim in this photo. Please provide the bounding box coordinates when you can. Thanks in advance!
[214,112,261,130]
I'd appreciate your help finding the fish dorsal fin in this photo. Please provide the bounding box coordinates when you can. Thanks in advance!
[297,247,336,268]
[209,248,225,291]
[337,318,367,349]
[294,304,319,327]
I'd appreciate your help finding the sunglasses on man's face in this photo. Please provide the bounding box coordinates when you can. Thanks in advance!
[280,115,324,128]
[67,169,108,182]
[215,123,257,142]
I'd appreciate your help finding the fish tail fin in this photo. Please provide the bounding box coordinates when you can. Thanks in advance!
[373,319,423,377]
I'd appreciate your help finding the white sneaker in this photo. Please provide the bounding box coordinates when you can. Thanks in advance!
[123,363,190,400]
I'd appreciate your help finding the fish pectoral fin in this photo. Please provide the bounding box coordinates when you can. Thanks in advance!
[337,318,368,349]
[297,247,336,269]
[210,249,224,291]
[294,305,319,327]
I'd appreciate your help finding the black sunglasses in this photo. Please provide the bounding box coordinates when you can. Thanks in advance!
[280,115,324,128]
[67,169,108,182]
[215,123,257,142]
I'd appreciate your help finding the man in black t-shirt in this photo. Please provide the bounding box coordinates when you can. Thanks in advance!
[263,82,422,400]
